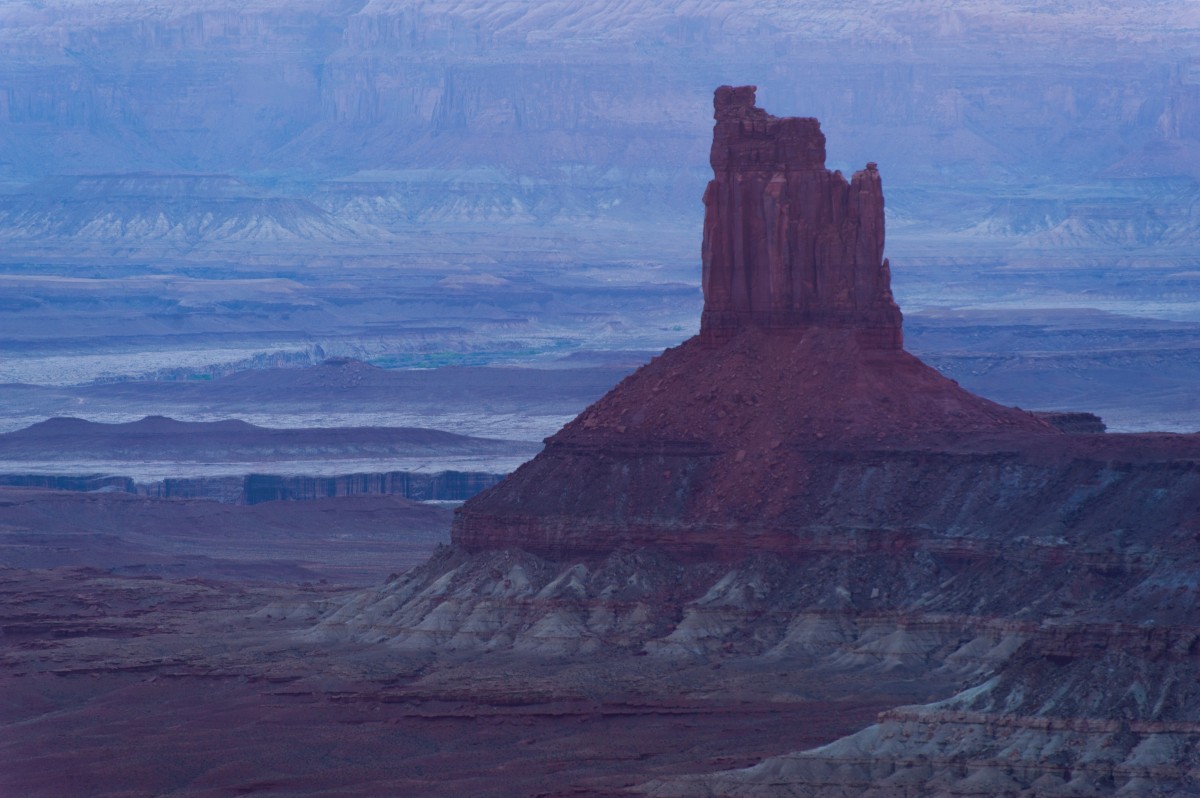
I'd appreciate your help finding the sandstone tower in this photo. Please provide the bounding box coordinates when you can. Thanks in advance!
[700,85,902,348]
[450,86,1051,558]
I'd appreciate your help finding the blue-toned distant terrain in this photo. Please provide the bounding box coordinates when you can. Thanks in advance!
[4,8,1200,797]
[0,0,1197,432]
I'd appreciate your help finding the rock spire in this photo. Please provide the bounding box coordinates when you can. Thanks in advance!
[700,85,903,348]
[450,87,1055,559]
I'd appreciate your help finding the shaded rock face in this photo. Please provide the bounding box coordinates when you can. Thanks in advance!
[239,470,503,504]
[700,85,902,348]
[0,469,504,504]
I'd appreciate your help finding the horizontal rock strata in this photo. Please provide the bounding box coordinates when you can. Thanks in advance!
[700,85,902,348]
[318,87,1200,796]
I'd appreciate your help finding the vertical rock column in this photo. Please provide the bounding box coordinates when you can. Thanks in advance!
[699,85,903,348]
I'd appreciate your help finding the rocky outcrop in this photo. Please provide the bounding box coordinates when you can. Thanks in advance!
[451,87,1064,558]
[700,85,903,348]
[313,88,1200,796]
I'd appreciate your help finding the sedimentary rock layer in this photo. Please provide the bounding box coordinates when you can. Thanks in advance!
[333,88,1200,796]
[700,85,902,348]
[453,326,1069,558]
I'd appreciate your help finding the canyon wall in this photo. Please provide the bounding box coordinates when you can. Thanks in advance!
[239,470,503,504]
[1,2,1199,267]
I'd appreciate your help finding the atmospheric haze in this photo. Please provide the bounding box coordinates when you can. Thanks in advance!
[0,0,1198,428]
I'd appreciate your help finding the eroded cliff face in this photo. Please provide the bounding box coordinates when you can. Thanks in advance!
[312,88,1200,796]
[451,87,1052,558]
[700,85,902,348]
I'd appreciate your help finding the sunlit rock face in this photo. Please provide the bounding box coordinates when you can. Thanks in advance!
[700,85,902,349]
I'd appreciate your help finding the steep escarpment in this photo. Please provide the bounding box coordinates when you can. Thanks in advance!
[313,87,1200,796]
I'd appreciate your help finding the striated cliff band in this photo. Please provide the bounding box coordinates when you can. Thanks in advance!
[306,87,1200,796]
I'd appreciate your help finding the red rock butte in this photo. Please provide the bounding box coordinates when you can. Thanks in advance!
[451,86,1174,560]
[701,85,902,349]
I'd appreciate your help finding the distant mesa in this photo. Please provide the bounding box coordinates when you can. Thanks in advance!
[11,415,255,438]
[0,415,536,455]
